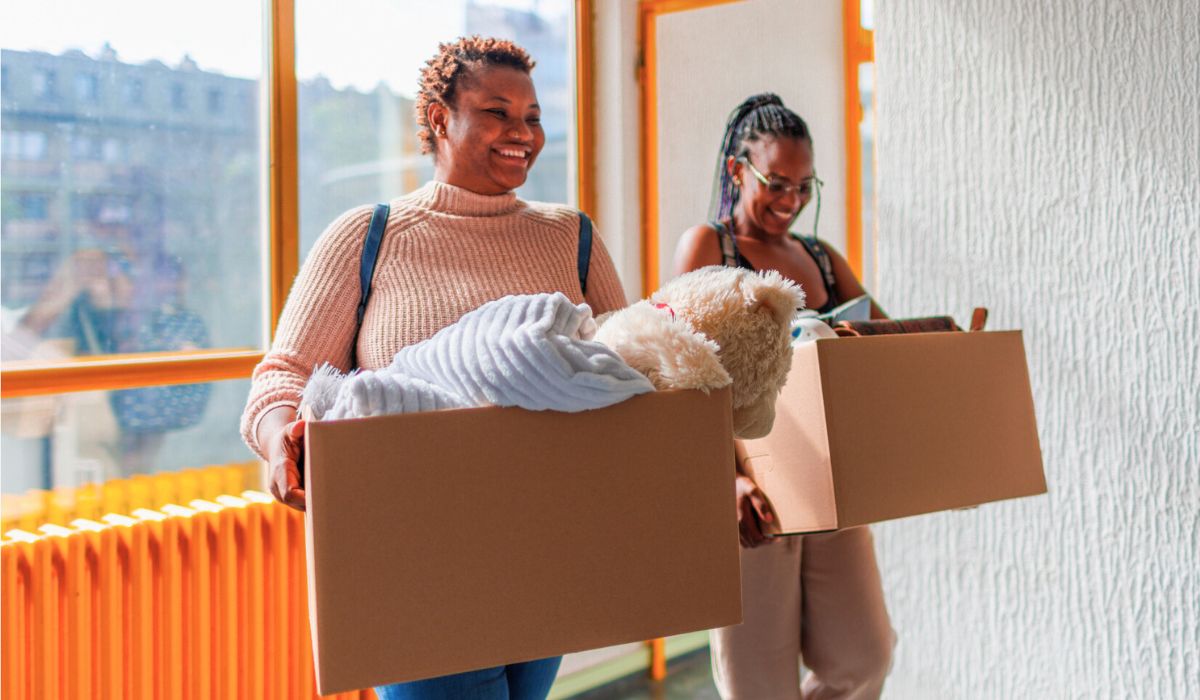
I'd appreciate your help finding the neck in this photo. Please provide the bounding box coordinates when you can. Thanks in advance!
[732,208,777,243]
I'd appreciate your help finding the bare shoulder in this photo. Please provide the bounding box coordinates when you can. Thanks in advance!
[674,223,724,275]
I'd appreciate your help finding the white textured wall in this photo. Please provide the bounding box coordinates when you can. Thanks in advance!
[872,2,1199,698]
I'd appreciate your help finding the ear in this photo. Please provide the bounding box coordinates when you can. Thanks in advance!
[427,101,449,138]
[749,271,805,328]
[726,155,742,185]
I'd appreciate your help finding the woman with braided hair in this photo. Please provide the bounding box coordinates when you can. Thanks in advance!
[242,36,628,699]
[675,94,895,700]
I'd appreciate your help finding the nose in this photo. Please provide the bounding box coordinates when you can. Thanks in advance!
[776,187,803,212]
[508,118,532,142]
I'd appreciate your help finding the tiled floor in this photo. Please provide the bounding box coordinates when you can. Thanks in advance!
[571,648,721,700]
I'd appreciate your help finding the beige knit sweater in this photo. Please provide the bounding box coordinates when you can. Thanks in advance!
[240,180,629,459]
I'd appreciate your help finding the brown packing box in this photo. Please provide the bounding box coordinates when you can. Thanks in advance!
[303,387,741,695]
[742,331,1046,534]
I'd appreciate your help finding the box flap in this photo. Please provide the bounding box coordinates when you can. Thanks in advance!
[742,344,840,533]
[819,331,1047,528]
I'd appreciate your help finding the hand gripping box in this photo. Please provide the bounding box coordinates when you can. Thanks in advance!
[741,331,1046,535]
[303,387,740,695]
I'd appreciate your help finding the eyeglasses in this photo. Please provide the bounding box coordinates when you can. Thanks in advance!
[738,157,823,198]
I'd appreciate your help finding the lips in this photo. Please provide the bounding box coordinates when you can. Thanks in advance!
[767,206,797,224]
[493,146,531,165]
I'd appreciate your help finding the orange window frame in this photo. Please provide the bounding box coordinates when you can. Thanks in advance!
[0,1,598,399]
[637,0,874,294]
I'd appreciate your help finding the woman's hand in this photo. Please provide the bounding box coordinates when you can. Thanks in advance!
[735,474,776,547]
[267,419,307,511]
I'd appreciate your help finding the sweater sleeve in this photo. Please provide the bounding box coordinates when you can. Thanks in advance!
[583,227,629,315]
[240,205,374,459]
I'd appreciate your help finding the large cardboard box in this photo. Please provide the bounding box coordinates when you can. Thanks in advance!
[304,387,741,695]
[742,331,1046,534]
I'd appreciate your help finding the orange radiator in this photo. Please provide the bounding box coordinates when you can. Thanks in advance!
[1,490,376,700]
[0,463,261,535]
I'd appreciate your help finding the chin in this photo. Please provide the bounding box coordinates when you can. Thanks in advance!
[492,172,528,192]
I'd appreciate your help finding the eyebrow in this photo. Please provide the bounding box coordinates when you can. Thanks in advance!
[766,171,814,184]
[483,96,540,110]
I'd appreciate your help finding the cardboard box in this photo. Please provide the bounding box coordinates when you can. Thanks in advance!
[742,331,1046,534]
[304,387,741,694]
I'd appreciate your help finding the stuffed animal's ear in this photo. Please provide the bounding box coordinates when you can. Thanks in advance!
[748,270,805,328]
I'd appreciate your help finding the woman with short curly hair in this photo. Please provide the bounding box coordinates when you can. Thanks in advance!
[242,36,628,699]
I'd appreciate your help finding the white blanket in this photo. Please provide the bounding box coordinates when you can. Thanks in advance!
[305,293,654,420]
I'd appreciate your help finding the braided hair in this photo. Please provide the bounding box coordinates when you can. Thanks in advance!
[709,93,813,223]
[415,36,536,155]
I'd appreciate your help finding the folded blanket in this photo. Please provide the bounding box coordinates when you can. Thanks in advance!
[305,293,654,420]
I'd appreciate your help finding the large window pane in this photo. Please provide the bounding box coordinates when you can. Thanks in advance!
[1,2,265,368]
[1,378,255,493]
[296,0,575,257]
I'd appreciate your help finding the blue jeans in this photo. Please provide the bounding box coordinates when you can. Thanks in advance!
[375,657,562,700]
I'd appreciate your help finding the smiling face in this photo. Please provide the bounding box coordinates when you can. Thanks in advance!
[427,64,545,195]
[730,135,815,237]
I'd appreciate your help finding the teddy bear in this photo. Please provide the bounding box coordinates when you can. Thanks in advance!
[595,266,804,439]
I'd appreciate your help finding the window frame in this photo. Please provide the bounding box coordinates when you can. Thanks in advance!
[0,0,597,399]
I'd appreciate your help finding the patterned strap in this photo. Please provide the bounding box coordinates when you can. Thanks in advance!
[795,235,838,297]
[577,212,593,296]
[351,203,391,368]
[712,221,740,268]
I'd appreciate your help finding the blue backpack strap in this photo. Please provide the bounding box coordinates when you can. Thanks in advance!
[577,212,593,296]
[351,203,390,368]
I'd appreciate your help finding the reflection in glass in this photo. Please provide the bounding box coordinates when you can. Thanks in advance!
[1,378,254,492]
[1,4,265,366]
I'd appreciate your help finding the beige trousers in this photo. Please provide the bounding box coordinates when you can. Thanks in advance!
[710,527,896,700]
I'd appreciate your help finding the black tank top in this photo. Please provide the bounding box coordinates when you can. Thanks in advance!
[711,221,840,315]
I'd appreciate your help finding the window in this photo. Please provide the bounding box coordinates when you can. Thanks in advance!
[171,82,187,110]
[70,133,103,160]
[2,1,266,491]
[102,137,122,163]
[32,69,56,98]
[2,130,49,160]
[123,77,143,105]
[295,0,576,257]
[1,2,592,495]
[207,88,223,114]
[14,192,51,220]
[75,73,99,101]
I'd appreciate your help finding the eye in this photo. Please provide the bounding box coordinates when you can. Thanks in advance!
[486,108,506,119]
[526,115,541,125]
[766,182,788,194]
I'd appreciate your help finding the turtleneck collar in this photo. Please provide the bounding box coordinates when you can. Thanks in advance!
[406,180,523,217]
